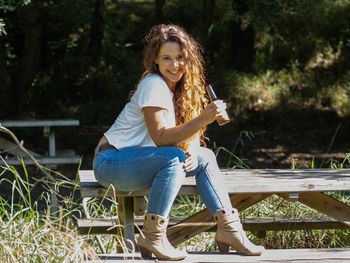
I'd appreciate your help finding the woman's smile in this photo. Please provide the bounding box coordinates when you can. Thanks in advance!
[155,41,185,91]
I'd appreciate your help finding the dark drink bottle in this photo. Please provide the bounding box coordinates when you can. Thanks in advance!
[206,84,230,126]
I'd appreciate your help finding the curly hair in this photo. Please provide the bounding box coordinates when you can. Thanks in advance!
[142,24,208,151]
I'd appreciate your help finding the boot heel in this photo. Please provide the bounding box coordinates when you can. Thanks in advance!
[139,246,152,259]
[217,241,229,254]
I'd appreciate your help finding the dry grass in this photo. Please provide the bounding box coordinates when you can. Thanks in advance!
[0,164,99,262]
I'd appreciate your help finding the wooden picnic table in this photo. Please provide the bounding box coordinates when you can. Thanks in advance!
[0,119,80,165]
[78,168,350,250]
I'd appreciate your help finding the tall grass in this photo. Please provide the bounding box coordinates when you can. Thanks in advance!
[0,162,98,262]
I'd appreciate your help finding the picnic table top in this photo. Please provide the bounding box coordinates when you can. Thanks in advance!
[79,168,350,197]
[0,119,79,127]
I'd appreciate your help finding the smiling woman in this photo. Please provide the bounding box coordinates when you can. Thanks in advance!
[155,42,185,91]
[92,24,264,260]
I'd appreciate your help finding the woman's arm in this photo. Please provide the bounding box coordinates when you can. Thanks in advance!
[143,100,225,147]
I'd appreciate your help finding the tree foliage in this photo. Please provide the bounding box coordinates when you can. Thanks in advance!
[1,0,350,125]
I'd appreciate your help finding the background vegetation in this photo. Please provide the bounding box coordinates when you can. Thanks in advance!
[1,0,350,120]
[1,0,350,158]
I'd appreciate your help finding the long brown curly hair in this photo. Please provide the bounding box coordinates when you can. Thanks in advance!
[141,24,208,151]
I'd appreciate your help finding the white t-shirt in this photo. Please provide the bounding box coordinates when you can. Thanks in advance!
[104,74,176,149]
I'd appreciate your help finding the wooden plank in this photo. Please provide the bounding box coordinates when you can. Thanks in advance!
[77,216,348,235]
[291,192,350,227]
[78,169,350,198]
[230,193,272,211]
[87,248,350,262]
[118,197,135,251]
[220,169,350,193]
[133,197,146,216]
[79,170,197,198]
[0,119,80,127]
[1,155,81,165]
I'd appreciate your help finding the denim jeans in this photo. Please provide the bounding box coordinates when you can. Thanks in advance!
[93,145,232,217]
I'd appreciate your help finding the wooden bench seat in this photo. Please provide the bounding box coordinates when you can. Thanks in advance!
[78,168,350,251]
[77,215,348,236]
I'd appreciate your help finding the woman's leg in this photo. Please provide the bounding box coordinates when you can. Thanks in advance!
[94,145,188,260]
[187,147,232,214]
[187,147,264,256]
[93,146,187,217]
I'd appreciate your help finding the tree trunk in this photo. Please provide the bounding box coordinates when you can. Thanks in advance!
[9,2,43,118]
[155,0,165,24]
[0,41,11,119]
[230,0,255,72]
[0,41,11,118]
[89,0,105,67]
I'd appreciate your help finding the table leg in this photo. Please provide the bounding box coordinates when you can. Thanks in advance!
[49,129,56,157]
[44,126,58,214]
[278,192,350,227]
[118,196,136,251]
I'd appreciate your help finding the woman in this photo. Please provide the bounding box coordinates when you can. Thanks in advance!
[93,24,264,260]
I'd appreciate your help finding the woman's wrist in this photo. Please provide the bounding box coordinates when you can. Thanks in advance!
[197,113,210,127]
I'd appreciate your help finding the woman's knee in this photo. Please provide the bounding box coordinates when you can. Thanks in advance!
[159,146,187,164]
[198,147,217,164]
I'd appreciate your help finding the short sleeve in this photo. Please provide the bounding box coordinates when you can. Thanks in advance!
[137,76,173,111]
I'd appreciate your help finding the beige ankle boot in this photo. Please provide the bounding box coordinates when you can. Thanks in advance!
[137,213,187,260]
[214,209,265,256]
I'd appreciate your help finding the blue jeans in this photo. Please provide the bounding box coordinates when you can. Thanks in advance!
[93,146,232,217]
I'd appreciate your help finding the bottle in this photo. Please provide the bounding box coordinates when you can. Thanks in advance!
[206,84,230,126]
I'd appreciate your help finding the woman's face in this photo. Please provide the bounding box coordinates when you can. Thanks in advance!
[155,41,185,91]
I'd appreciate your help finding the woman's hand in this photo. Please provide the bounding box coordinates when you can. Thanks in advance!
[184,152,198,172]
[200,100,227,126]
[142,100,226,147]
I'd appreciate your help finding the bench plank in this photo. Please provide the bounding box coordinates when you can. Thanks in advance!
[77,216,348,235]
[79,169,350,198]
[1,155,81,165]
[0,119,79,127]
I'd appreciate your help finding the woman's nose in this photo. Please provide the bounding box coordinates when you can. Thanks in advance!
[171,59,179,67]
